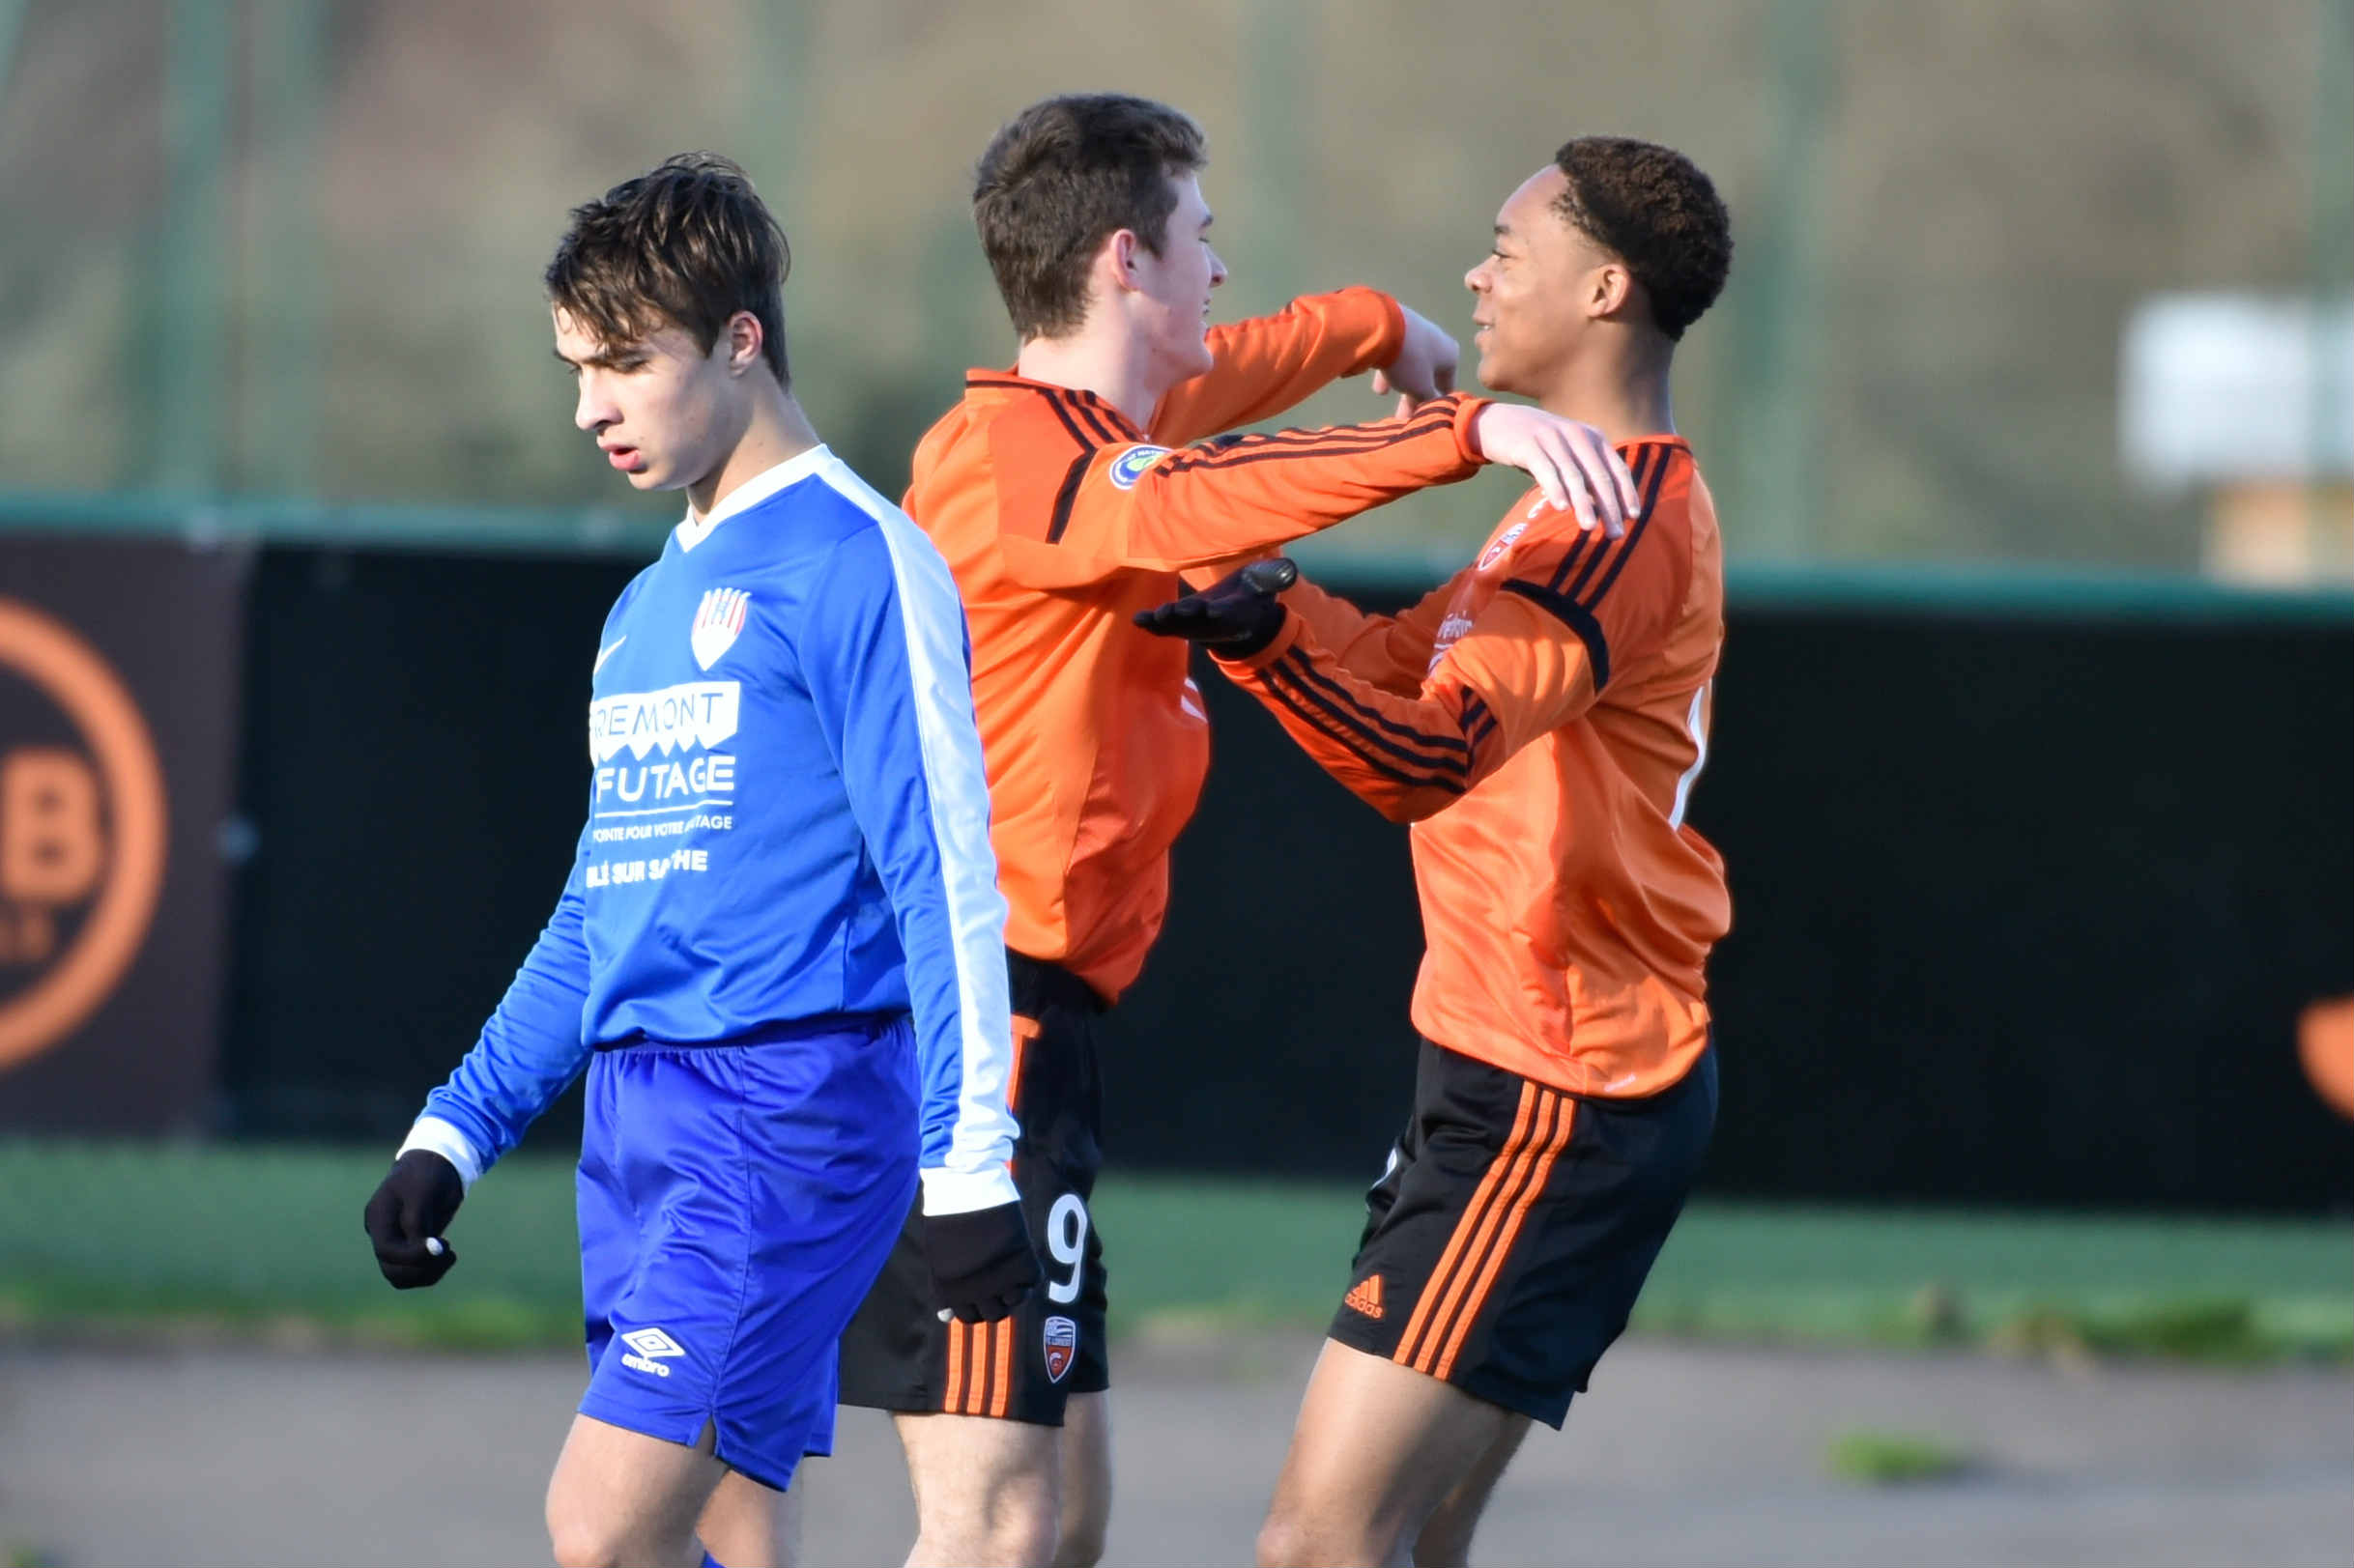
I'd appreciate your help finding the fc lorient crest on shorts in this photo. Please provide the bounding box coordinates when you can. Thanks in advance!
[1043,1315,1078,1383]
[691,587,750,671]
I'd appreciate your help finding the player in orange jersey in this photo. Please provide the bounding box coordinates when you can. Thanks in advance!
[831,95,1643,1568]
[1138,136,1736,1567]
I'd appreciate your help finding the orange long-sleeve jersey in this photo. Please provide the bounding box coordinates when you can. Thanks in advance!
[905,288,1498,1003]
[1218,437,1729,1098]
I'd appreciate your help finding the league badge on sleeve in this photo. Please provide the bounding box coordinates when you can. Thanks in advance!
[690,587,750,671]
[1106,445,1172,490]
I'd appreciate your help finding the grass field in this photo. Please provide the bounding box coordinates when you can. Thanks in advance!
[1,1141,2346,1362]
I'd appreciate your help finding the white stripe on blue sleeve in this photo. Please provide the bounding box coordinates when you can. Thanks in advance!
[825,456,1021,1215]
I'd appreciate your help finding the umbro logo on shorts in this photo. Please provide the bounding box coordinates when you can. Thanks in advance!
[620,1326,686,1378]
[1343,1274,1386,1321]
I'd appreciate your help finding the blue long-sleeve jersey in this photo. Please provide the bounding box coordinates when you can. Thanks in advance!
[402,447,1019,1215]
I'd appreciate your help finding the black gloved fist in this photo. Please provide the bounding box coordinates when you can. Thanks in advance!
[362,1150,465,1289]
[921,1199,1043,1324]
[1132,557,1299,658]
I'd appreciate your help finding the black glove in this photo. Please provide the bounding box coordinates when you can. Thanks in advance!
[921,1200,1043,1324]
[363,1150,465,1289]
[1132,557,1299,657]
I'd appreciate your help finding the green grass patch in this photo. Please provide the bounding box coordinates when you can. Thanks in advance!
[1824,1429,1975,1485]
[1,1140,2347,1361]
[1631,1203,2354,1361]
[0,1141,587,1354]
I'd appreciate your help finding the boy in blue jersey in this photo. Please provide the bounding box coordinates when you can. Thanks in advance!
[359,154,1041,1568]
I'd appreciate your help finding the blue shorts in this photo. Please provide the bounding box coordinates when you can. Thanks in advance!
[575,1014,918,1492]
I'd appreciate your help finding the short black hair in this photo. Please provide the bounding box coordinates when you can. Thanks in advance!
[545,153,792,384]
[1551,137,1732,341]
[974,94,1208,340]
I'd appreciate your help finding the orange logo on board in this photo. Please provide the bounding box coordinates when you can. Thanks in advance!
[2300,995,2354,1121]
[0,599,168,1071]
[1343,1273,1385,1320]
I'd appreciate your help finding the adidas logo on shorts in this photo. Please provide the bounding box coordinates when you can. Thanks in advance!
[620,1326,686,1378]
[1343,1274,1386,1321]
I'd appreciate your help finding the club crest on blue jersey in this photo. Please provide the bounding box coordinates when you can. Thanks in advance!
[1106,445,1172,490]
[691,587,751,670]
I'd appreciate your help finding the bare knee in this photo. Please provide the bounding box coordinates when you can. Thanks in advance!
[1052,1506,1107,1568]
[1261,1488,1384,1563]
[546,1510,633,1568]
[1000,1504,1060,1568]
[1411,1507,1479,1568]
[921,1493,1056,1566]
[1254,1506,1310,1568]
[1400,1474,1492,1568]
[900,1412,1061,1568]
[911,1497,1054,1568]
[1051,1393,1112,1568]
[547,1486,702,1568]
[1257,1500,1385,1568]
[1411,1413,1527,1567]
[699,1470,789,1568]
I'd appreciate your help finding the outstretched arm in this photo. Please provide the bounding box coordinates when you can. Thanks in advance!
[1139,511,1684,822]
[993,398,1637,590]
[1148,287,1454,445]
[996,394,1486,588]
[1279,571,1468,698]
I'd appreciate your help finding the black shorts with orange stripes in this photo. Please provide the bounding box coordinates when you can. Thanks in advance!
[837,953,1109,1427]
[1330,1037,1717,1428]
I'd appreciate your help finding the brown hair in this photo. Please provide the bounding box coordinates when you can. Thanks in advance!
[1551,137,1733,341]
[973,94,1208,340]
[544,153,792,384]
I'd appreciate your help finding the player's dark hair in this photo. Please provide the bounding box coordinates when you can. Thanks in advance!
[973,94,1208,340]
[545,152,792,385]
[1550,137,1732,342]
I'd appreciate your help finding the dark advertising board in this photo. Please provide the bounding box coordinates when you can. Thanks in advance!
[1101,587,2354,1214]
[214,546,2353,1212]
[0,536,249,1132]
